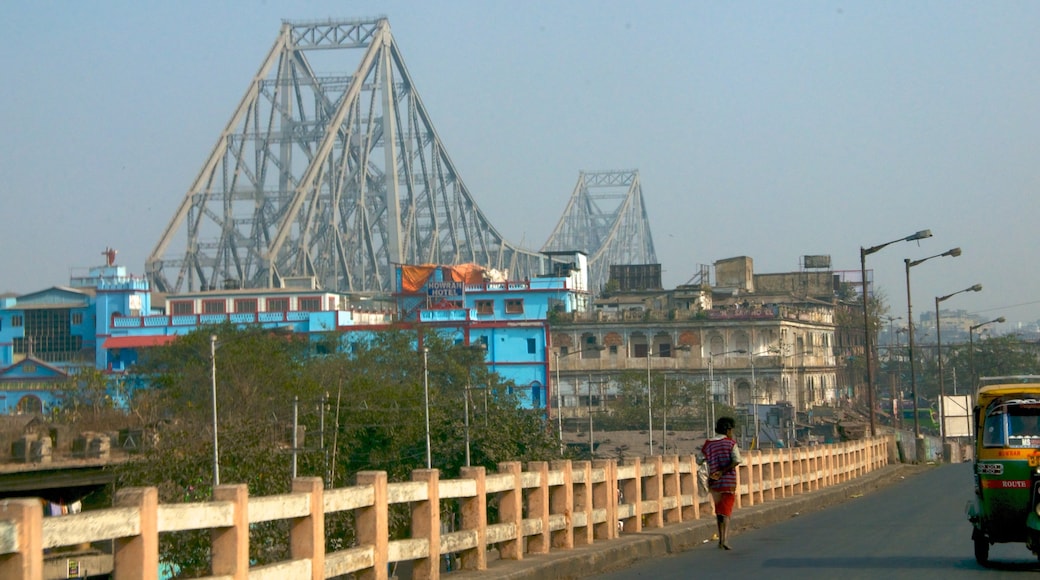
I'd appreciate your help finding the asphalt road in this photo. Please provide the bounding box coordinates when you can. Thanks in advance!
[596,462,1040,579]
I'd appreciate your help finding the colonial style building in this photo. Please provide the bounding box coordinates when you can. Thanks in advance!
[549,256,846,428]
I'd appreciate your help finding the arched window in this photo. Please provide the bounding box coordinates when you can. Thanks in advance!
[530,381,543,409]
[16,395,43,415]
[735,380,752,405]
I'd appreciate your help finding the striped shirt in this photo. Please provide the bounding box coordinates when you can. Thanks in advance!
[702,436,741,492]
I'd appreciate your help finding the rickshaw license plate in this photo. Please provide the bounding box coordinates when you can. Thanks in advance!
[977,463,1004,475]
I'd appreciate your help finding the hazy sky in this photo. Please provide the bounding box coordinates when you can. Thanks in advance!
[2,2,1039,332]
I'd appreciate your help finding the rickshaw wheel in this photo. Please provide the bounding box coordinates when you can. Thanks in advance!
[974,534,990,566]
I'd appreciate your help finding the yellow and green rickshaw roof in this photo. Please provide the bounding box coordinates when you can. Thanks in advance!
[977,376,1040,409]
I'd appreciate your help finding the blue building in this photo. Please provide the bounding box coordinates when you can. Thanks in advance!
[394,252,590,411]
[0,249,589,415]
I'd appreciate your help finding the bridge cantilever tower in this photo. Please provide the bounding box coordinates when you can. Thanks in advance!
[146,18,547,295]
[541,170,657,293]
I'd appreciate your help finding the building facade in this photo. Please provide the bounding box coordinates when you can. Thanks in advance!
[549,256,843,424]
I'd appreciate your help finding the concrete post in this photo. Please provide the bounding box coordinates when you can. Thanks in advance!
[291,477,324,580]
[549,460,574,550]
[459,466,487,571]
[662,455,681,524]
[356,471,388,580]
[644,455,663,529]
[114,487,158,580]
[526,461,550,555]
[679,455,700,522]
[211,484,249,579]
[591,459,615,540]
[572,461,593,546]
[620,458,641,533]
[410,469,440,580]
[496,462,523,560]
[0,499,42,580]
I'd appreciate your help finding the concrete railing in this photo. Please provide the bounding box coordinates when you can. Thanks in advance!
[0,437,890,580]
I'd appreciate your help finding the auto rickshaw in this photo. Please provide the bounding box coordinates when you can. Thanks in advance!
[967,376,1040,565]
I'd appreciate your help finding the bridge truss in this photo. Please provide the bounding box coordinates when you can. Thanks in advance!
[146,18,548,295]
[541,170,657,292]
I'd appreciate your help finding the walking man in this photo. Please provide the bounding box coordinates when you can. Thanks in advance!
[702,416,742,549]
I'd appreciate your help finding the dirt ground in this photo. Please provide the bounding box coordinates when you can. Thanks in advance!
[563,428,713,460]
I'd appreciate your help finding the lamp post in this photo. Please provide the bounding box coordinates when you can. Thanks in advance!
[647,346,654,455]
[662,344,692,454]
[883,316,902,421]
[553,351,563,454]
[588,374,595,457]
[905,247,961,441]
[860,229,933,437]
[935,283,982,456]
[748,348,777,449]
[422,347,431,469]
[707,349,747,434]
[969,317,1006,397]
[553,345,605,455]
[210,335,220,487]
[462,343,487,468]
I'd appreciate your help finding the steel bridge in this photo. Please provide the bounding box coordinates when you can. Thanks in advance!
[146,18,656,296]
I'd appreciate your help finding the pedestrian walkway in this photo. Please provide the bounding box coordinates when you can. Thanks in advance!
[450,463,928,580]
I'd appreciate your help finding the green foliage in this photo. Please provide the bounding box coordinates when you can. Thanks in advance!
[118,326,559,574]
[55,367,117,420]
[931,335,1039,396]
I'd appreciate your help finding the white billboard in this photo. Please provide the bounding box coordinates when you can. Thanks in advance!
[943,395,972,438]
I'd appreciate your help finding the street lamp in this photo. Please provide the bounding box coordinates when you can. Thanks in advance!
[662,344,692,454]
[210,335,219,487]
[553,345,605,455]
[707,349,747,434]
[905,247,961,441]
[462,343,487,468]
[935,283,982,455]
[860,229,933,437]
[969,317,1006,397]
[749,348,778,449]
[882,316,902,420]
[647,346,654,455]
[422,347,431,469]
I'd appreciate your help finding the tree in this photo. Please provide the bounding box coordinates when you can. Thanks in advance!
[939,335,1038,394]
[117,325,559,575]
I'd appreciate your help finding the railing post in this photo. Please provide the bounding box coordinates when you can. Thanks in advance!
[826,444,834,485]
[113,487,158,580]
[459,466,487,570]
[738,453,752,508]
[549,460,574,550]
[356,471,388,580]
[496,461,523,560]
[211,484,249,579]
[680,454,700,522]
[765,451,773,505]
[411,469,440,580]
[662,455,682,524]
[754,451,765,504]
[644,455,663,529]
[291,477,324,580]
[526,461,550,555]
[592,459,616,540]
[0,499,42,580]
[572,461,594,546]
[619,458,641,533]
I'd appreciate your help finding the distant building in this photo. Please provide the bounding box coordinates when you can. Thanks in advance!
[549,256,845,438]
[0,249,590,415]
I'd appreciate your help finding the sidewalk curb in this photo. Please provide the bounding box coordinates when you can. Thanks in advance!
[450,463,928,579]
